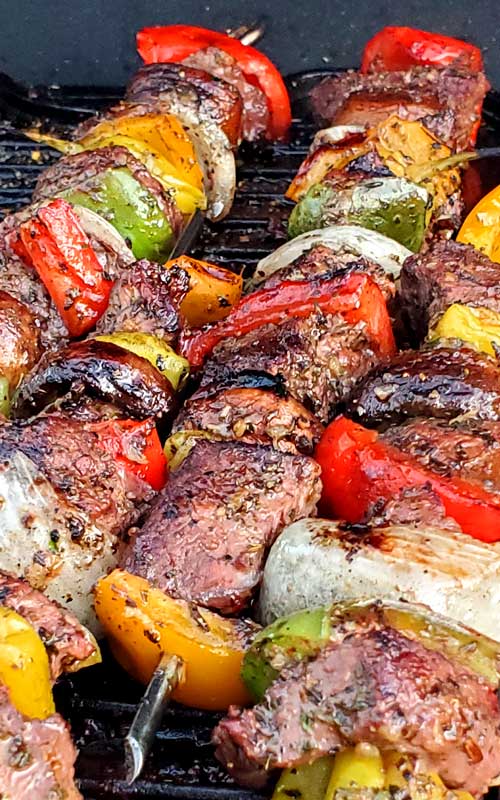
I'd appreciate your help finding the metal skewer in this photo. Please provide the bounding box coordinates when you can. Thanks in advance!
[124,653,184,784]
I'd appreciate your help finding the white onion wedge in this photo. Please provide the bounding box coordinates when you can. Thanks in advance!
[258,518,500,641]
[250,225,412,289]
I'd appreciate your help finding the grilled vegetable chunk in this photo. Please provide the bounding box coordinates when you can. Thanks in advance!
[259,518,500,645]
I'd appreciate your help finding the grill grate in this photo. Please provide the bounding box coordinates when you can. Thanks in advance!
[2,74,500,800]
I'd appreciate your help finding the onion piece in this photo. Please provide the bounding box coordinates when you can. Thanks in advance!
[258,517,500,644]
[72,205,135,265]
[310,124,366,151]
[250,224,412,289]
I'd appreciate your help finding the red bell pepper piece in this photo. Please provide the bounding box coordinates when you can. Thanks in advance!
[361,26,483,73]
[90,418,168,491]
[180,272,395,368]
[315,415,500,543]
[18,199,113,338]
[136,24,291,140]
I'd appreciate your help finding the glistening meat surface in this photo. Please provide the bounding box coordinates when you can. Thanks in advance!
[0,686,81,800]
[399,239,500,342]
[0,571,96,679]
[213,628,500,796]
[199,310,384,425]
[173,386,323,454]
[122,438,321,613]
[349,344,500,426]
[310,66,489,149]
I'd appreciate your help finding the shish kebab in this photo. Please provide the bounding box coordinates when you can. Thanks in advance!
[0,23,296,798]
[2,18,500,800]
[71,21,500,796]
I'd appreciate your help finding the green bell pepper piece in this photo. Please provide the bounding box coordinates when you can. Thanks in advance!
[243,600,500,702]
[61,168,174,262]
[0,377,10,418]
[242,607,331,701]
[289,177,430,252]
[272,756,335,800]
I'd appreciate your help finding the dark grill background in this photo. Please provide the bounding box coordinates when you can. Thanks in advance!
[1,74,500,799]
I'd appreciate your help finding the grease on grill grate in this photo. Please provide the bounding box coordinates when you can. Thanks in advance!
[2,77,500,800]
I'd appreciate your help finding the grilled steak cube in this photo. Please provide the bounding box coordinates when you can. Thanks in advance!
[349,343,500,426]
[122,438,321,613]
[199,310,385,425]
[213,628,500,796]
[310,66,489,150]
[399,239,500,342]
[173,386,323,454]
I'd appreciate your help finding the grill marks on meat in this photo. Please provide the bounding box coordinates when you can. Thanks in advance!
[0,686,81,800]
[200,311,384,425]
[122,439,321,613]
[34,145,183,240]
[213,628,500,796]
[182,47,270,141]
[400,240,500,342]
[96,258,184,343]
[349,344,500,426]
[310,67,489,150]
[15,339,177,421]
[381,416,500,492]
[0,572,96,679]
[125,62,243,147]
[173,386,324,454]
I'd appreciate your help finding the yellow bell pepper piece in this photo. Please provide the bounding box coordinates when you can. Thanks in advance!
[0,607,55,719]
[95,331,189,390]
[457,184,500,262]
[286,141,370,203]
[164,255,243,327]
[164,430,215,472]
[79,114,206,215]
[272,756,335,800]
[325,746,384,799]
[375,116,461,216]
[94,570,252,710]
[430,304,500,357]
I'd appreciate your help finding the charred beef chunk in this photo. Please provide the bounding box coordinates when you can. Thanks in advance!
[0,292,43,391]
[213,627,500,795]
[122,438,321,614]
[381,417,500,492]
[310,66,489,150]
[125,62,243,146]
[400,239,500,343]
[199,310,385,425]
[0,411,153,535]
[14,339,177,421]
[33,145,183,241]
[95,258,185,344]
[182,46,270,141]
[349,343,500,426]
[0,571,96,679]
[173,386,324,454]
[366,485,462,530]
[0,686,81,800]
[0,247,66,348]
[261,244,395,302]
